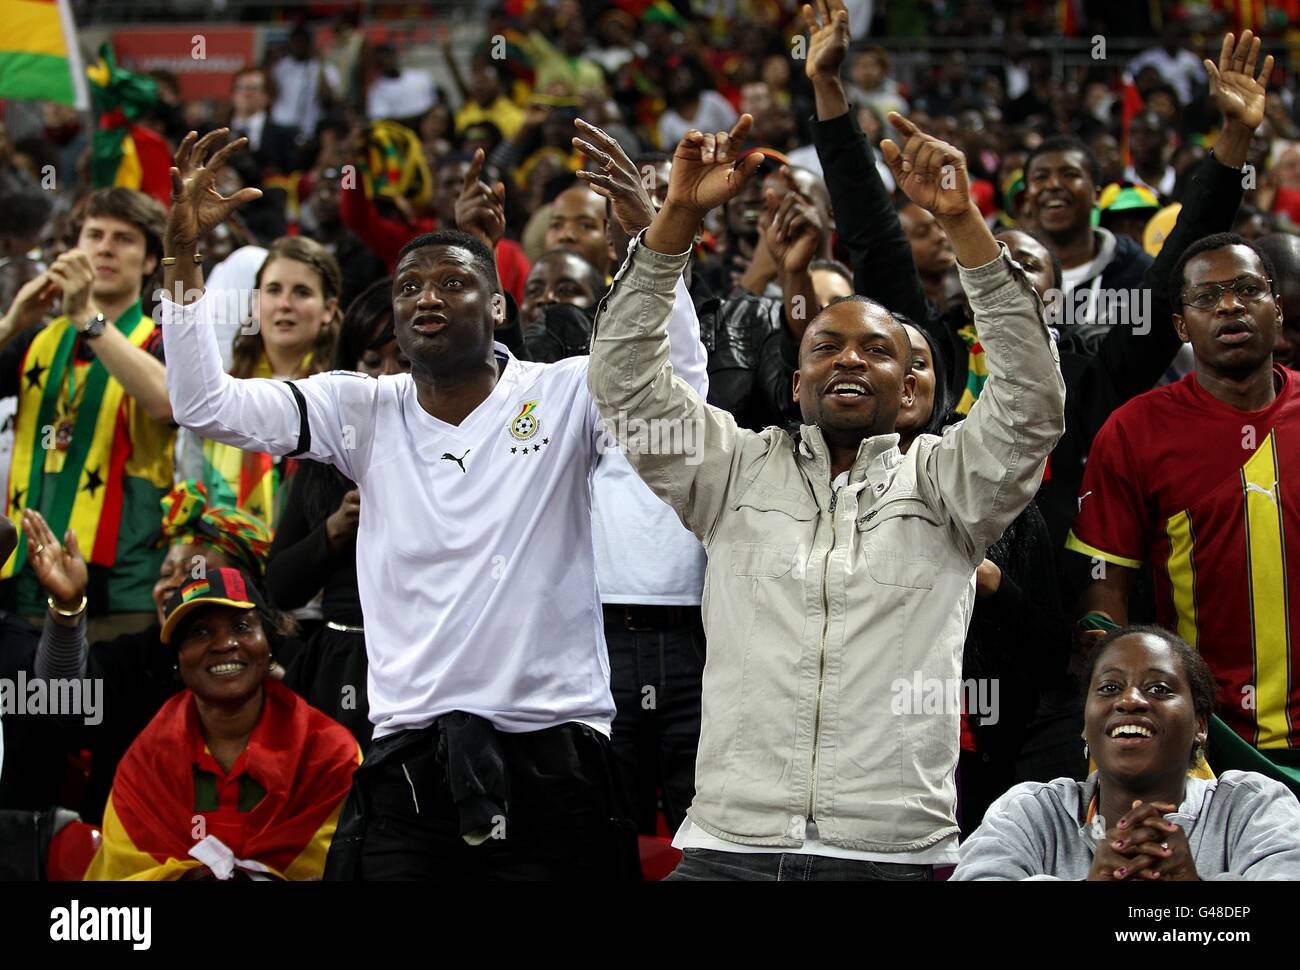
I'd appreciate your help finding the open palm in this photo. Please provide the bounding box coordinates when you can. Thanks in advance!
[21,509,87,607]
[167,128,263,250]
[1205,31,1274,130]
[803,0,850,80]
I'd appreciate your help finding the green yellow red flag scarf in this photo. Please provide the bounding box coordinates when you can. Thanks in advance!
[85,678,360,881]
[3,304,153,578]
[87,43,172,208]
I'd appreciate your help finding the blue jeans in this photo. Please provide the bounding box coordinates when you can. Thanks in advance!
[666,848,934,882]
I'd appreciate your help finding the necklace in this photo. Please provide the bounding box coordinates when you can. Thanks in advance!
[53,336,88,452]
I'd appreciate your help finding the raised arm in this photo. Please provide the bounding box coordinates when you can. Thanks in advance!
[573,117,710,396]
[1094,31,1269,407]
[804,0,929,323]
[880,114,1065,559]
[588,116,768,542]
[161,130,366,475]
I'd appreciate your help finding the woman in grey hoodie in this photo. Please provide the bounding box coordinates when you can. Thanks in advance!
[953,625,1300,880]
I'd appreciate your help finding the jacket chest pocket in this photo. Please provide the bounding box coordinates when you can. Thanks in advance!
[858,497,943,590]
[731,541,800,578]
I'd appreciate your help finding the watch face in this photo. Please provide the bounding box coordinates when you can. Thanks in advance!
[83,313,107,337]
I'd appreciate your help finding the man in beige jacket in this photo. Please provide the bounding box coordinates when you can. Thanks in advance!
[588,108,1065,880]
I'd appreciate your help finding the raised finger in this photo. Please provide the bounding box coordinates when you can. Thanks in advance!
[575,170,619,195]
[463,148,484,195]
[728,113,754,145]
[888,111,920,141]
[572,137,616,172]
[174,131,198,172]
[715,131,731,164]
[1259,53,1275,88]
[1245,34,1260,79]
[206,135,249,174]
[170,166,185,200]
[801,4,817,32]
[192,127,230,168]
[1234,31,1252,72]
[1219,32,1234,72]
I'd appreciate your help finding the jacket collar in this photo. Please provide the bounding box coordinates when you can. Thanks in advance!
[796,424,902,485]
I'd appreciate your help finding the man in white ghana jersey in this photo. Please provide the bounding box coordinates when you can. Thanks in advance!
[156,127,719,880]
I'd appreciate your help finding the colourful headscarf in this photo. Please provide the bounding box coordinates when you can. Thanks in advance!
[160,481,272,579]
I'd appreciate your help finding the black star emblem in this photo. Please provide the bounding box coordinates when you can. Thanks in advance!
[250,503,263,520]
[82,466,104,497]
[24,362,46,391]
[12,488,23,509]
[511,447,517,454]
[533,444,540,452]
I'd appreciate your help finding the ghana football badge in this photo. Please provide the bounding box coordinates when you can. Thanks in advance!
[507,400,551,456]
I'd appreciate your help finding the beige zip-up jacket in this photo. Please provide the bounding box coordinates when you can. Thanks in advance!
[588,233,1066,852]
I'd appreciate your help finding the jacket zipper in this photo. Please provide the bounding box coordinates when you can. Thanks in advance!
[807,486,838,822]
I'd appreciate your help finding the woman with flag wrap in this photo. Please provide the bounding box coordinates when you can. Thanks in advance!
[84,566,359,880]
[18,481,286,825]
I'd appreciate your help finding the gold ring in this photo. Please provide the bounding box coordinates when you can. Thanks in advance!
[34,544,44,554]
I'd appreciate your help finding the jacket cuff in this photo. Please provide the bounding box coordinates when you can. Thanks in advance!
[612,229,692,295]
[957,242,1036,310]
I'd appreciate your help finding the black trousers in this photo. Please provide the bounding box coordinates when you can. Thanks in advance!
[603,605,705,834]
[326,720,639,881]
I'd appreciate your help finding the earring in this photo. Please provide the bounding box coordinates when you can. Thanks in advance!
[1082,739,1090,760]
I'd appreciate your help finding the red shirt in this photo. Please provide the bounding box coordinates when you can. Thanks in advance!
[1068,366,1300,749]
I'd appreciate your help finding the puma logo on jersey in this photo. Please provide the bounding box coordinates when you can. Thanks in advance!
[1245,480,1278,506]
[441,449,470,473]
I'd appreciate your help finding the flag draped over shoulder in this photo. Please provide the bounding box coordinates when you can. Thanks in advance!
[0,0,88,108]
[86,43,172,208]
[85,679,360,881]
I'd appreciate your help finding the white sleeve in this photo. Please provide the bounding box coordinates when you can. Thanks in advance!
[160,290,375,481]
[666,275,709,398]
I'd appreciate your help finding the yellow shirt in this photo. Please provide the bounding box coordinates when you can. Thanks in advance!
[456,97,525,139]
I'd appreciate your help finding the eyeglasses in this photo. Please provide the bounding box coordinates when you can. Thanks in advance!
[1182,275,1274,310]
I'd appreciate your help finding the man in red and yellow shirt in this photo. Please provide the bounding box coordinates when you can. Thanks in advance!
[1069,233,1300,753]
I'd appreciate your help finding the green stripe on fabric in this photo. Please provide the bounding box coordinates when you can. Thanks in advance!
[11,324,79,576]
[0,51,74,105]
[103,474,169,613]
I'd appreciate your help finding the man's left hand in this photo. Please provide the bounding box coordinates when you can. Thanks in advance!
[664,114,766,217]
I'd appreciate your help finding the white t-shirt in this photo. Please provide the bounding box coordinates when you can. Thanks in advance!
[162,275,707,737]
[367,69,437,121]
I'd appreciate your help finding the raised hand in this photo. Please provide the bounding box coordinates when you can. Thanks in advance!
[44,251,96,322]
[574,118,657,237]
[803,0,851,81]
[3,271,62,335]
[21,509,88,612]
[881,113,972,219]
[759,169,824,276]
[166,129,263,252]
[1206,31,1274,131]
[665,114,766,216]
[454,148,507,248]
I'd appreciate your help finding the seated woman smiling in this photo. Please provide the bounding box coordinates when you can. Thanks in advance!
[953,625,1300,880]
[84,568,360,880]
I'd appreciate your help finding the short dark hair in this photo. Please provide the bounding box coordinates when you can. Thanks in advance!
[1086,624,1217,767]
[1169,231,1277,306]
[532,248,606,299]
[0,191,53,239]
[892,312,955,439]
[1024,135,1101,187]
[334,276,395,370]
[809,258,852,284]
[395,229,499,288]
[75,187,168,268]
[813,294,910,359]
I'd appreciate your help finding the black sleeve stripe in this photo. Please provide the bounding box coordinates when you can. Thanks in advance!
[285,382,312,458]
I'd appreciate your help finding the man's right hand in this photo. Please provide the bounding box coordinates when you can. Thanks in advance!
[803,0,851,81]
[167,129,263,253]
[759,170,824,276]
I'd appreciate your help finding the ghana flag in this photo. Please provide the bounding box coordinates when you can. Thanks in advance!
[85,679,360,881]
[0,0,88,109]
[86,43,171,208]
